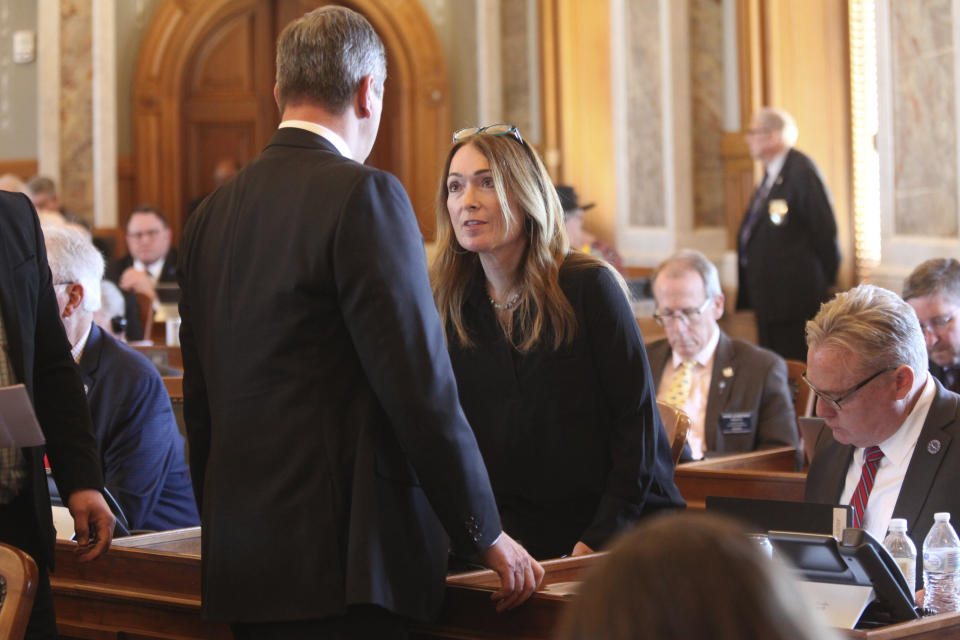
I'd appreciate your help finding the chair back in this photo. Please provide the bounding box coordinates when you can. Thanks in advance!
[785,359,814,418]
[134,292,154,341]
[0,543,39,640]
[656,401,691,466]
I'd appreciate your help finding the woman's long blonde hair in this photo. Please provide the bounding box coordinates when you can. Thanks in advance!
[430,132,587,352]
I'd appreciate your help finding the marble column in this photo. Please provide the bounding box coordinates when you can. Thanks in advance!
[874,0,960,291]
[59,0,94,222]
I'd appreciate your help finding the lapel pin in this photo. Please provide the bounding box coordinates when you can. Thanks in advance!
[927,439,942,454]
[722,367,734,378]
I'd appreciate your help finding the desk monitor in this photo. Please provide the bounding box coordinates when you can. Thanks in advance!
[768,529,919,627]
[706,496,852,539]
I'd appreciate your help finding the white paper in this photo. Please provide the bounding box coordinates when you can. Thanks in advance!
[0,384,45,448]
[798,580,875,629]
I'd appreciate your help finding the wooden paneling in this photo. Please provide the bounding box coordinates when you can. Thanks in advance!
[0,158,37,183]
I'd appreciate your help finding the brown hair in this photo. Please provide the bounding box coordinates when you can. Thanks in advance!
[557,512,840,640]
[430,132,583,353]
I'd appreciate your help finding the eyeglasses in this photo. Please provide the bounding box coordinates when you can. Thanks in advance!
[919,310,958,334]
[452,123,525,146]
[801,367,896,412]
[127,229,162,241]
[653,297,713,327]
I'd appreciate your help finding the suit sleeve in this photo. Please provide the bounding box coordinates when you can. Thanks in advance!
[333,170,502,554]
[755,354,800,449]
[800,162,840,286]
[100,367,180,529]
[579,266,685,550]
[23,196,102,498]
[177,215,211,509]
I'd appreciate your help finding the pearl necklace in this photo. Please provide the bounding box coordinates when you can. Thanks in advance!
[489,291,521,311]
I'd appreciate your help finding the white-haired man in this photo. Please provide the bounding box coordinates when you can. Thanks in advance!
[648,250,798,461]
[736,107,840,362]
[43,225,198,531]
[804,284,960,589]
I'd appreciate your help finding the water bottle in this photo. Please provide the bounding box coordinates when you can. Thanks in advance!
[883,518,916,595]
[922,512,960,614]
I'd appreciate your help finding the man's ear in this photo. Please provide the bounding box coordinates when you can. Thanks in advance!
[62,283,85,318]
[893,364,916,400]
[355,74,377,119]
[273,83,281,112]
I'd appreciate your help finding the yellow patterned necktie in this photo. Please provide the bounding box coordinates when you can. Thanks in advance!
[665,360,695,408]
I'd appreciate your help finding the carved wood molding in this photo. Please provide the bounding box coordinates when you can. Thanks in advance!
[133,0,449,241]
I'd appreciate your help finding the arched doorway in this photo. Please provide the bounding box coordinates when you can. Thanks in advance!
[133,0,449,242]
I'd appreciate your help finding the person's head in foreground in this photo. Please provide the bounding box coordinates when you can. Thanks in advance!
[556,511,840,640]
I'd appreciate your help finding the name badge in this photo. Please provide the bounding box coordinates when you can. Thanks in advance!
[719,412,753,435]
[768,199,789,225]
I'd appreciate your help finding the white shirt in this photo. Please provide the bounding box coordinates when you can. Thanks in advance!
[840,374,936,542]
[656,326,720,460]
[71,322,93,364]
[132,258,164,283]
[279,120,352,160]
[763,147,790,188]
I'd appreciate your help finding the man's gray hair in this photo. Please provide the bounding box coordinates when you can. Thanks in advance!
[806,284,927,376]
[42,224,104,313]
[651,249,723,301]
[756,107,799,148]
[275,6,386,114]
[25,175,56,199]
[100,279,125,319]
[903,258,960,304]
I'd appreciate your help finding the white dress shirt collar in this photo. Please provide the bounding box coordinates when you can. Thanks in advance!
[670,324,720,369]
[279,120,353,161]
[763,147,790,187]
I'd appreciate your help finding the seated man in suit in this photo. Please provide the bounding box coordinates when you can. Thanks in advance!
[648,249,798,461]
[44,224,199,531]
[106,204,178,341]
[903,258,960,394]
[804,284,960,587]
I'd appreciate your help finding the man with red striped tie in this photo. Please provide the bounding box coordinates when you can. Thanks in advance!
[803,284,960,592]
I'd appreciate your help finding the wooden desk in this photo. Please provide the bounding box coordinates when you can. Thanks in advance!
[675,447,806,509]
[51,530,960,640]
[131,344,183,371]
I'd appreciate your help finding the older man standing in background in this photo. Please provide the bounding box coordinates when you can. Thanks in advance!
[736,107,840,361]
[903,258,960,394]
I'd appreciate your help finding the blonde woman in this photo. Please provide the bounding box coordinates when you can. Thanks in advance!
[431,124,684,560]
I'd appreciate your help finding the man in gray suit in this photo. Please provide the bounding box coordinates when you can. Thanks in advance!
[804,284,960,588]
[647,250,797,461]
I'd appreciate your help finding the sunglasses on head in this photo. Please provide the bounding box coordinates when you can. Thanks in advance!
[452,123,525,146]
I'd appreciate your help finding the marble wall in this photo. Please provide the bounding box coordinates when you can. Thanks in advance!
[60,0,93,221]
[624,0,664,227]
[890,0,957,238]
[690,0,724,228]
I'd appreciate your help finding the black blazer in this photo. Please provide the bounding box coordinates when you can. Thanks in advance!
[736,148,840,323]
[178,128,501,623]
[805,379,960,586]
[0,191,102,569]
[646,331,798,456]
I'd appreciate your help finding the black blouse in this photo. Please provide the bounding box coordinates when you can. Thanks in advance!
[447,259,685,559]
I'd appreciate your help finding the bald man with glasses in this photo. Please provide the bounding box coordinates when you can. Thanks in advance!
[804,284,960,590]
[647,250,797,461]
[903,258,960,394]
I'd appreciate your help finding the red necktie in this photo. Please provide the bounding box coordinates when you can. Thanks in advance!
[850,445,884,529]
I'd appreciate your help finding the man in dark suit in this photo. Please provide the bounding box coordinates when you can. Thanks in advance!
[648,249,797,461]
[903,258,960,394]
[736,107,840,361]
[43,225,199,532]
[804,284,960,588]
[178,7,541,637]
[0,191,115,639]
[105,204,178,341]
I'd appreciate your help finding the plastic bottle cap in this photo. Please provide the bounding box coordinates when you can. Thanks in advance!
[934,512,951,521]
[888,518,908,531]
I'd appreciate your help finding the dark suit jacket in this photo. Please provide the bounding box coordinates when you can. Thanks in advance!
[178,127,502,623]
[0,191,102,569]
[647,331,798,456]
[79,323,198,531]
[805,379,960,586]
[736,148,840,323]
[105,250,178,341]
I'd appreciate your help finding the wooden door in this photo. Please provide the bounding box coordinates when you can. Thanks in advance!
[135,0,448,243]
